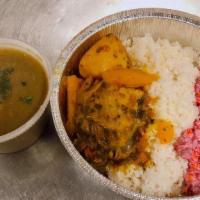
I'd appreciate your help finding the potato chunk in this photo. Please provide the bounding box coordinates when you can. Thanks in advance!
[79,34,129,77]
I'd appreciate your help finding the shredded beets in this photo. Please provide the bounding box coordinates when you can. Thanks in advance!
[183,147,200,195]
[174,77,200,195]
[195,77,200,106]
[174,129,194,160]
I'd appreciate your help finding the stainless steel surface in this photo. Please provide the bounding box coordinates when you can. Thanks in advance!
[51,8,200,200]
[1,1,200,200]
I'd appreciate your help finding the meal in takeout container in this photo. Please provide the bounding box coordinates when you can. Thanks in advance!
[1,7,199,200]
[52,8,200,199]
[60,33,200,197]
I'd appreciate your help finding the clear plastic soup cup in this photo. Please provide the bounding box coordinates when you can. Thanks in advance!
[0,39,52,153]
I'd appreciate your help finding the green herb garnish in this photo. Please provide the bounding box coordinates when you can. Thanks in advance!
[0,68,14,101]
[94,104,102,110]
[137,97,144,106]
[20,96,33,104]
[21,81,27,86]
[133,109,145,119]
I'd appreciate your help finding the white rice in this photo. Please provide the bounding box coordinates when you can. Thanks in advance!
[126,34,199,137]
[109,165,143,193]
[108,34,199,197]
[141,143,187,197]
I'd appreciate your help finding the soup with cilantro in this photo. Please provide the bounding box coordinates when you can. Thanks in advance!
[0,48,48,135]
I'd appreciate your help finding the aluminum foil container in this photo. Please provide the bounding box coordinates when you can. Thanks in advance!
[51,8,200,200]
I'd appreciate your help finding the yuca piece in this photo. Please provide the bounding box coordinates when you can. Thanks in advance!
[79,34,129,77]
[66,75,82,134]
[102,68,158,88]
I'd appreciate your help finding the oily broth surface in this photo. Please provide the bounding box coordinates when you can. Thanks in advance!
[0,48,48,135]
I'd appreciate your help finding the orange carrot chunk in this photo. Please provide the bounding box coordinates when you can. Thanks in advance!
[156,120,174,144]
[102,68,158,88]
[59,76,68,111]
[66,75,82,134]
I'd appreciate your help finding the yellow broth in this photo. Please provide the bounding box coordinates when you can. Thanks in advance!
[0,48,48,135]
